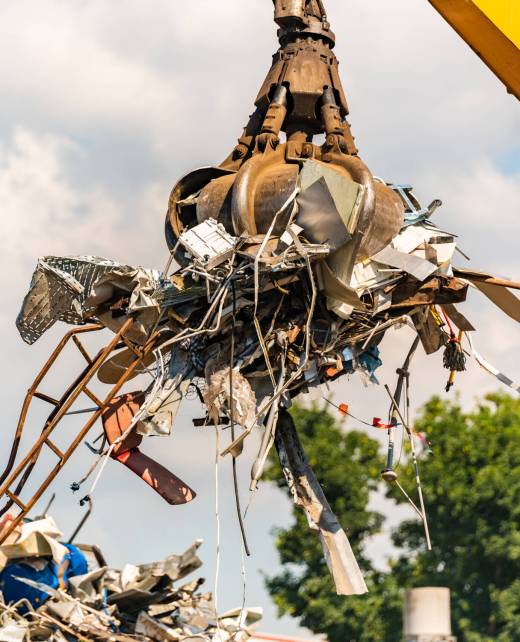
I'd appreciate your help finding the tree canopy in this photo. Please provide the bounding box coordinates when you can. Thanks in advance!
[265,393,520,642]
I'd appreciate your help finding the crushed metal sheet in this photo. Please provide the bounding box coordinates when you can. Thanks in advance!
[298,160,365,238]
[411,308,447,355]
[316,261,365,311]
[0,516,68,572]
[0,620,27,642]
[16,256,122,344]
[443,303,475,332]
[85,265,162,344]
[296,177,352,252]
[275,411,367,596]
[470,280,520,323]
[204,366,257,455]
[466,334,520,394]
[371,246,438,282]
[135,347,194,437]
[16,256,160,345]
[0,522,261,642]
[391,275,468,308]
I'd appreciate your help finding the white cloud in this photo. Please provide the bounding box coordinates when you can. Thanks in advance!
[0,127,170,334]
[1,130,112,258]
[330,0,520,179]
[2,0,517,176]
[420,160,520,272]
[0,3,181,142]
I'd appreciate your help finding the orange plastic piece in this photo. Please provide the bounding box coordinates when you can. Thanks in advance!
[326,365,343,378]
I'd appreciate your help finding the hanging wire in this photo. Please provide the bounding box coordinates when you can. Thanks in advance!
[213,420,222,639]
[71,449,108,494]
[321,397,377,428]
[82,443,116,503]
[221,234,317,459]
[252,193,298,389]
[238,540,248,630]
[384,384,432,551]
[68,497,94,544]
[229,281,251,556]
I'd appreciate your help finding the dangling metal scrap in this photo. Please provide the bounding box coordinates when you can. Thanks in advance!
[2,0,520,601]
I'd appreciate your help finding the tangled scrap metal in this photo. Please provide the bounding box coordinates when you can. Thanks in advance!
[2,0,519,605]
[0,513,261,641]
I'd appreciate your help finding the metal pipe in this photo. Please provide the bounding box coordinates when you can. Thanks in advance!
[40,493,56,517]
[382,336,420,481]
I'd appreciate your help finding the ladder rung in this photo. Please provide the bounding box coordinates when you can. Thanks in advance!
[121,336,142,359]
[34,391,60,406]
[83,387,103,408]
[6,490,27,512]
[72,335,93,364]
[45,439,64,460]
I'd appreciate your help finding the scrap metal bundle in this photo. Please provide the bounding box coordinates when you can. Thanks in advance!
[0,515,261,641]
[4,0,520,603]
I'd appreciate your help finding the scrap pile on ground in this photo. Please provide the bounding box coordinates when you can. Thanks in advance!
[0,515,260,641]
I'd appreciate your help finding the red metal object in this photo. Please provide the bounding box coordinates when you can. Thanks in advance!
[102,393,196,505]
[373,418,394,430]
[115,450,195,506]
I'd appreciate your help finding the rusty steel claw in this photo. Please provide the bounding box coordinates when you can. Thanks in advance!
[165,0,403,270]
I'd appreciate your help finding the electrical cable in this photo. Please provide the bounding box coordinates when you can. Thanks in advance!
[84,444,116,501]
[213,420,222,639]
[321,397,376,428]
[252,192,297,389]
[229,282,251,557]
[384,384,432,551]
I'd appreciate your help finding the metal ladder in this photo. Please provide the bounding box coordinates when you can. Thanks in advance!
[0,318,158,544]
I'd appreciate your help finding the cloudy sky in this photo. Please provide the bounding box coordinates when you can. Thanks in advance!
[0,0,519,637]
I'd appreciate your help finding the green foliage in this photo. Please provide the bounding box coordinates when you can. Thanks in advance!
[265,394,520,642]
[389,393,520,641]
[264,402,403,641]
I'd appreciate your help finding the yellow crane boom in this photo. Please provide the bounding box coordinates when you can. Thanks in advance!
[429,0,520,99]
